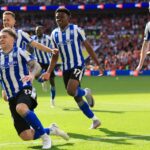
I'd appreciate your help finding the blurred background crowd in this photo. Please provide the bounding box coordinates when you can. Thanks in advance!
[0,1,150,71]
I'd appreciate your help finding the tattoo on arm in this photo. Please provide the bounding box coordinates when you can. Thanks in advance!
[28,60,42,77]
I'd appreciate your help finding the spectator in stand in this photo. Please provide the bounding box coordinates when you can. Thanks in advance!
[0,10,148,71]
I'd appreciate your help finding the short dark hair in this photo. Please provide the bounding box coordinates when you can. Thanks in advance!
[1,28,17,40]
[3,11,15,19]
[55,7,71,16]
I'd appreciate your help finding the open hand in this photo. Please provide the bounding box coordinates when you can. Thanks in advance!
[20,74,35,83]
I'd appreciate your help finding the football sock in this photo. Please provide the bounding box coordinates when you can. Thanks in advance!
[79,101,94,118]
[92,116,98,121]
[34,128,50,139]
[75,87,86,97]
[24,110,45,138]
[51,86,56,100]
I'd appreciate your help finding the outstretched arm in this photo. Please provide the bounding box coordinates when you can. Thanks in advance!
[19,30,58,54]
[136,40,149,71]
[30,41,58,54]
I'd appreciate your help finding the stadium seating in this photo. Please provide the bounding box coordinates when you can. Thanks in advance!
[1,2,149,71]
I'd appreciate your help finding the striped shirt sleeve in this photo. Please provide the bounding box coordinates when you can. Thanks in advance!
[46,35,51,48]
[18,30,33,43]
[50,32,57,49]
[19,48,36,62]
[77,26,86,42]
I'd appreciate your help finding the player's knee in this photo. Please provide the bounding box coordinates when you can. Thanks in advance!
[16,104,22,114]
[67,88,75,96]
[19,129,34,141]
[16,103,29,116]
[20,134,30,141]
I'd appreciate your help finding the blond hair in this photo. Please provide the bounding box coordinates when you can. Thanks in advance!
[1,28,17,39]
[3,11,15,19]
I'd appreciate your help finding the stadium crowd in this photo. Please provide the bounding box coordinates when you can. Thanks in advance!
[83,14,148,71]
[1,0,148,6]
[0,9,149,71]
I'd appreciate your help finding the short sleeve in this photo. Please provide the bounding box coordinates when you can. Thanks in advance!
[18,30,33,44]
[50,33,57,49]
[19,48,36,62]
[77,26,86,42]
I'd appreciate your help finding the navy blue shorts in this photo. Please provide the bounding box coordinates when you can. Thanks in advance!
[8,87,37,135]
[63,67,85,88]
[39,63,55,79]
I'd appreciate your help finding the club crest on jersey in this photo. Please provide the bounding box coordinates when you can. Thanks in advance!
[0,60,18,69]
[57,39,73,46]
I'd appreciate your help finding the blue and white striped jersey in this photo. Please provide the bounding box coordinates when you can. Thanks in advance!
[144,22,150,41]
[0,47,35,100]
[51,24,85,71]
[15,29,33,49]
[31,34,51,64]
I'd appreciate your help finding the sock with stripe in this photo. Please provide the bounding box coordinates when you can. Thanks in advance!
[34,128,50,139]
[75,87,86,97]
[79,101,94,118]
[24,110,45,139]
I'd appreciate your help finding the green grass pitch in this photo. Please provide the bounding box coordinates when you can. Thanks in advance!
[0,76,150,150]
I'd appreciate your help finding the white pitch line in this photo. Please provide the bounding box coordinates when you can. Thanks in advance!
[0,135,150,147]
[0,139,80,147]
[87,135,150,140]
